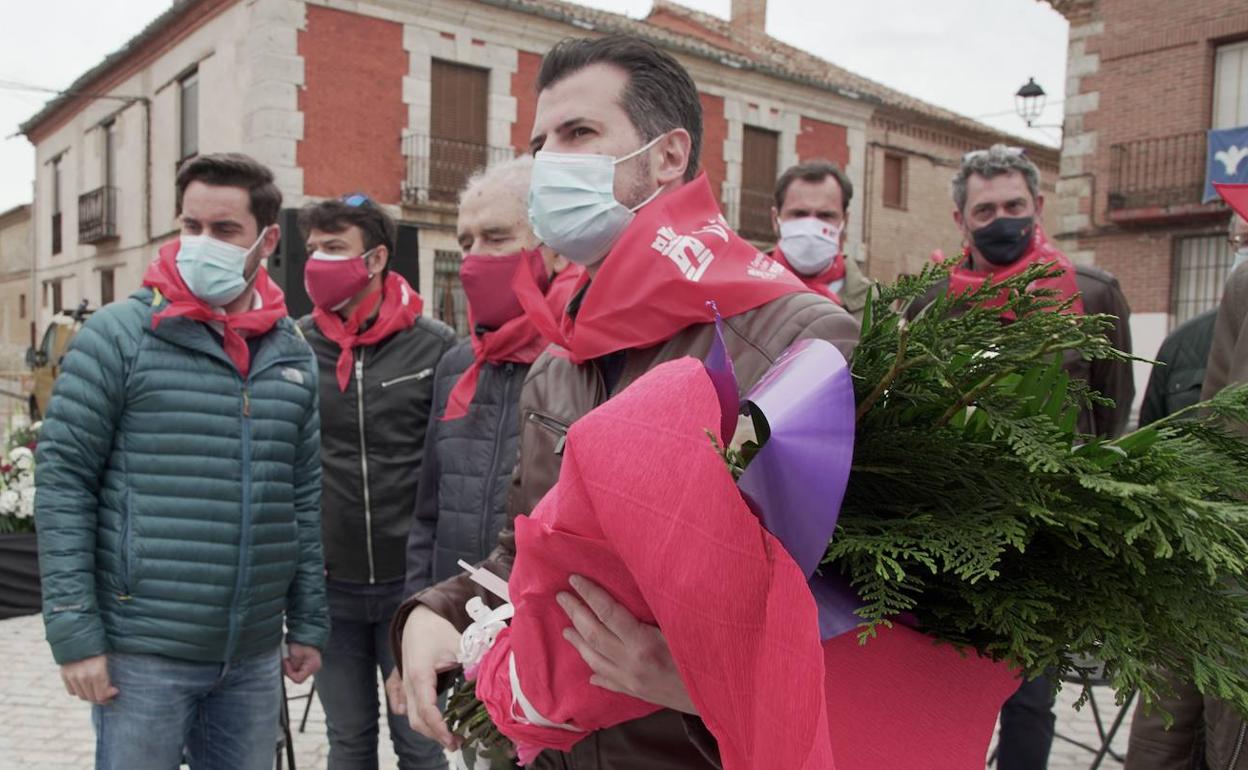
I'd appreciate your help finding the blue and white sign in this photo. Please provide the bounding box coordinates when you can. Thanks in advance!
[1205,125,1248,203]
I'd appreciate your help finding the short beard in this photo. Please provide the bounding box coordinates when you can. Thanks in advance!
[617,150,655,210]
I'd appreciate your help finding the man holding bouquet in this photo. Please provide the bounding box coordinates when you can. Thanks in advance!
[390,34,859,769]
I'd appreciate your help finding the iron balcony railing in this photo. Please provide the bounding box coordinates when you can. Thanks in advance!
[78,186,118,244]
[1108,130,1207,211]
[722,185,776,242]
[402,134,514,206]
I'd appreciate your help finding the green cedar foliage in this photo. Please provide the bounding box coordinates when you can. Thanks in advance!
[828,260,1248,715]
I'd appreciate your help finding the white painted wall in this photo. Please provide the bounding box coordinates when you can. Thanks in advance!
[29,1,257,335]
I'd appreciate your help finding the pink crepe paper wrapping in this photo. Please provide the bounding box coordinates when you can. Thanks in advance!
[474,356,1019,768]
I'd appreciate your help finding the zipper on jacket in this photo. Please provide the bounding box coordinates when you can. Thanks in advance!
[527,411,570,455]
[480,364,515,561]
[224,383,254,659]
[1228,721,1247,769]
[381,369,434,388]
[356,351,377,584]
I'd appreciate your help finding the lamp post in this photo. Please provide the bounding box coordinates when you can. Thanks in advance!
[1015,77,1047,128]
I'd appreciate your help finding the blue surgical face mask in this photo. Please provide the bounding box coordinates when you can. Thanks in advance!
[176,228,267,307]
[528,134,666,267]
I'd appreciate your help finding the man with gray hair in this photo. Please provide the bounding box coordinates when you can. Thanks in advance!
[395,154,579,637]
[908,144,1134,769]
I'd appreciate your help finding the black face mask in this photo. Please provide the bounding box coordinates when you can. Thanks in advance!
[971,216,1034,267]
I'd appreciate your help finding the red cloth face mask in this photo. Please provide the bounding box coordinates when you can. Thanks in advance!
[304,249,374,311]
[460,249,550,330]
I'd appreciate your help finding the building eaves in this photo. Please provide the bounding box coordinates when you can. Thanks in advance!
[485,0,1052,154]
[18,0,200,137]
[472,0,883,107]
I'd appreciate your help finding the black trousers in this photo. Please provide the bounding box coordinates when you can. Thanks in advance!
[997,674,1057,770]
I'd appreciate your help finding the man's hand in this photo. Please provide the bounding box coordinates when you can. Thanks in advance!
[61,655,118,705]
[557,574,697,715]
[283,643,322,684]
[398,605,463,749]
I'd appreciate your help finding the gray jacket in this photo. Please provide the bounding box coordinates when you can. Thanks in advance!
[404,340,528,596]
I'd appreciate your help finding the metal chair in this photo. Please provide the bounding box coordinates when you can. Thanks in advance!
[986,660,1136,769]
[1053,661,1136,769]
[286,680,317,733]
[276,677,298,770]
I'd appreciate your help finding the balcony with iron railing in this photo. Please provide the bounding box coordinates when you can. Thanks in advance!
[401,134,514,207]
[78,186,118,244]
[1107,131,1217,222]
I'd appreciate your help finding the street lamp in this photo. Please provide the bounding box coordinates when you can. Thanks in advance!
[1015,78,1047,127]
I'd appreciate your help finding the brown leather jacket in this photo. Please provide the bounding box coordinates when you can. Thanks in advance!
[392,290,859,769]
[907,263,1135,439]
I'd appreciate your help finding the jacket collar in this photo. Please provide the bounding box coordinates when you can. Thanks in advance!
[134,287,307,379]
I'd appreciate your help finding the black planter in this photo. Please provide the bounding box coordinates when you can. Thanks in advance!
[0,532,41,620]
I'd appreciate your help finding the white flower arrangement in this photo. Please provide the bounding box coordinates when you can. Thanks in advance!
[1,421,40,532]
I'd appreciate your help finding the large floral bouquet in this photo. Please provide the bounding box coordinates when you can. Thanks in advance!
[443,262,1248,769]
[0,420,39,534]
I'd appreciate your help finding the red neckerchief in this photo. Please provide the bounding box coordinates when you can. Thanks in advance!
[311,271,422,391]
[1215,183,1248,221]
[143,239,288,379]
[443,264,584,421]
[769,247,844,306]
[946,225,1085,319]
[513,173,807,365]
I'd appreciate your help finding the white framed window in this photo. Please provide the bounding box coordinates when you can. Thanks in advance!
[1213,41,1248,130]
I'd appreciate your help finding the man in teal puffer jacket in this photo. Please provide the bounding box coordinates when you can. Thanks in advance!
[35,153,329,770]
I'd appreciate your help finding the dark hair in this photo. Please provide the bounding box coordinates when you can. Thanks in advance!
[297,196,397,256]
[175,153,282,229]
[537,35,702,182]
[774,160,854,214]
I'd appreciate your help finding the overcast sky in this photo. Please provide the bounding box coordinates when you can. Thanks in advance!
[0,0,1068,213]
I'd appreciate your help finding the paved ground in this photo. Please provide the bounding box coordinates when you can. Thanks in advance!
[0,613,1130,769]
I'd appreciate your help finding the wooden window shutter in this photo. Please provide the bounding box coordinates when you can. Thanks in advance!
[883,154,906,210]
[429,60,491,201]
[740,126,779,239]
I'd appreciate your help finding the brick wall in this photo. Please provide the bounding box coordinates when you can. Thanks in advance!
[1059,0,1244,314]
[700,92,727,205]
[796,117,849,168]
[297,5,407,203]
[510,50,542,154]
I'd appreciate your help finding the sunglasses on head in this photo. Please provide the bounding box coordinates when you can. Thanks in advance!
[962,147,1026,163]
[341,192,373,208]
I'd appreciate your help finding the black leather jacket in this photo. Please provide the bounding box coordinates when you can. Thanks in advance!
[300,314,456,585]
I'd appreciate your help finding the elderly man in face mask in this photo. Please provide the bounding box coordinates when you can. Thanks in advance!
[400,155,577,602]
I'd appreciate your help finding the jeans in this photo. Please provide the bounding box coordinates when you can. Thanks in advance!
[92,649,281,770]
[317,579,448,770]
[997,674,1057,770]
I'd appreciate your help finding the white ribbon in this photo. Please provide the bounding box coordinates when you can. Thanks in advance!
[453,559,584,741]
[458,597,515,670]
[508,652,586,733]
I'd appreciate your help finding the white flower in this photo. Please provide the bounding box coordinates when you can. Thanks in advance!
[29,421,42,434]
[8,447,33,471]
[17,487,35,519]
[0,490,18,516]
[15,472,33,490]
